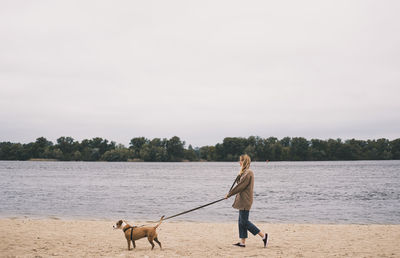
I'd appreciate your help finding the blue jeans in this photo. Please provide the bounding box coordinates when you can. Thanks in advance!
[238,210,260,239]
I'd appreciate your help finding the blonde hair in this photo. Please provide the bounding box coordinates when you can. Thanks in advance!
[239,154,251,175]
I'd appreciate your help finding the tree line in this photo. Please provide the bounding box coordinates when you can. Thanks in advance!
[0,136,399,162]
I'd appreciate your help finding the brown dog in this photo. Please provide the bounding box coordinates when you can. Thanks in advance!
[113,216,164,250]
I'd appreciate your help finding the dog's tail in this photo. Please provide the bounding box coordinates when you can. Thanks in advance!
[154,215,165,229]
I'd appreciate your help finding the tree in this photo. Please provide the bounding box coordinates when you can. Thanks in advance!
[166,136,185,161]
[129,137,148,158]
[101,145,132,161]
[244,145,256,159]
[87,137,115,160]
[222,137,248,161]
[56,137,78,160]
[138,139,168,161]
[280,137,291,147]
[184,145,199,161]
[252,136,266,161]
[262,137,278,161]
[390,139,400,159]
[309,139,328,160]
[290,137,310,160]
[215,143,225,161]
[31,137,53,158]
[199,146,216,161]
[343,139,364,160]
[271,142,284,161]
[326,138,342,160]
[0,142,28,160]
[375,138,392,160]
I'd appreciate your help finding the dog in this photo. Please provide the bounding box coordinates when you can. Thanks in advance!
[113,216,164,250]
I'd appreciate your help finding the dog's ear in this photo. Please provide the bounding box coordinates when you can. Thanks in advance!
[117,220,123,226]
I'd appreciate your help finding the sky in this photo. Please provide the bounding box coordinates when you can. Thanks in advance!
[1,0,399,147]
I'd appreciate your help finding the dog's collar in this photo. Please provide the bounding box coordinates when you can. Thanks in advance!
[123,226,137,233]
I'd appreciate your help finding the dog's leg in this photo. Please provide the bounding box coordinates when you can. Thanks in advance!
[127,239,131,250]
[132,240,136,249]
[154,237,162,249]
[148,237,155,250]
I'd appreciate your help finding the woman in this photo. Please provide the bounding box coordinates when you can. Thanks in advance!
[225,154,268,248]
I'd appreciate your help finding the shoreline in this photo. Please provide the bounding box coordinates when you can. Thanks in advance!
[3,215,398,225]
[3,216,400,226]
[1,218,399,257]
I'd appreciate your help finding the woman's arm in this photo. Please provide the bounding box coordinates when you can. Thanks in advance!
[226,173,251,198]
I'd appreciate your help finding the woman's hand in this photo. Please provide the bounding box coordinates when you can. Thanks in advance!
[225,194,229,199]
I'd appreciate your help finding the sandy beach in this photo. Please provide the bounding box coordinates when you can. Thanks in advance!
[1,218,399,257]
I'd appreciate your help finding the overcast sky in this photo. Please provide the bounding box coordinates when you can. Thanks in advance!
[1,0,399,147]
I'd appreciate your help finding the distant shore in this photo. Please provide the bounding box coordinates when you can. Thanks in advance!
[1,218,399,257]
[11,158,400,162]
[24,158,207,162]
[2,136,399,162]
[28,158,58,161]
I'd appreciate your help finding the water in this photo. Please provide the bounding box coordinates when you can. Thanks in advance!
[0,160,399,224]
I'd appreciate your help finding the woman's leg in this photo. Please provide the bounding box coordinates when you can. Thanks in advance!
[246,212,267,240]
[245,211,260,236]
[238,210,248,243]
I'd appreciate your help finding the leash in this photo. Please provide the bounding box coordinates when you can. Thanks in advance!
[229,174,241,192]
[135,174,241,227]
[163,198,225,221]
[163,174,241,221]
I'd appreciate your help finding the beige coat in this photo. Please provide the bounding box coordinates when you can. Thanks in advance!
[227,169,254,210]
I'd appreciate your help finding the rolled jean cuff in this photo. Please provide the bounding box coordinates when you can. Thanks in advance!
[238,210,260,239]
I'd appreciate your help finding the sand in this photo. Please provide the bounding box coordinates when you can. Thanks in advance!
[1,218,399,257]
